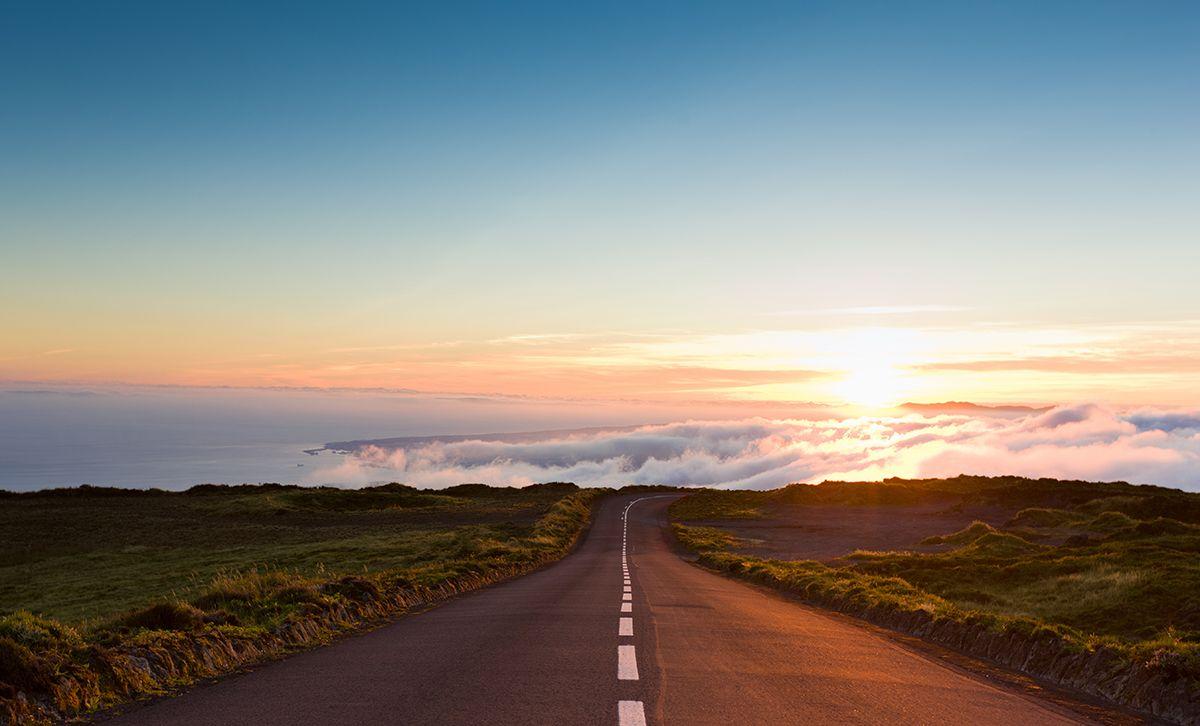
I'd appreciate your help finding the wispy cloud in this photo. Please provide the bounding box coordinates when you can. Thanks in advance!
[918,353,1200,374]
[768,305,971,317]
[324,341,468,354]
[14,320,1200,407]
[0,348,77,363]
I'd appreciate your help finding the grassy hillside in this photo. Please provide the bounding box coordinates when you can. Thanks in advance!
[671,474,1200,522]
[0,482,603,723]
[671,476,1200,720]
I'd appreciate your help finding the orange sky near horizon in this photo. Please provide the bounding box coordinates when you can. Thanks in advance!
[5,316,1199,408]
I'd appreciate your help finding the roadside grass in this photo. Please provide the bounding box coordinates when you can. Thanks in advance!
[667,490,768,520]
[0,482,604,723]
[671,524,740,552]
[670,476,1200,716]
[848,521,1200,643]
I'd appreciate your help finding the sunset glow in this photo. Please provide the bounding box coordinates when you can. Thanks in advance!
[5,318,1200,407]
[2,1,1199,482]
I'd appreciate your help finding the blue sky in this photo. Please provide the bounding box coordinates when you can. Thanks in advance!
[2,1,1199,404]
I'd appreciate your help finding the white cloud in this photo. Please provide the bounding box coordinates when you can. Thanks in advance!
[309,404,1200,492]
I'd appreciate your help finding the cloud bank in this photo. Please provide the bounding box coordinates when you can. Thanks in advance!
[312,404,1200,492]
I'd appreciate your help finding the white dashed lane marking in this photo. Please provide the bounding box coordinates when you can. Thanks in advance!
[618,700,647,726]
[616,496,674,724]
[617,645,639,680]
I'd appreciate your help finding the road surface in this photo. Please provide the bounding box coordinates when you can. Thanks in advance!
[105,495,1095,725]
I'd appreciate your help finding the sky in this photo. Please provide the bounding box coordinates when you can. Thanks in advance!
[3,1,1200,409]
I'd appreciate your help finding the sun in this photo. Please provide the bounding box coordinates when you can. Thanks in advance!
[833,363,904,408]
[823,327,920,408]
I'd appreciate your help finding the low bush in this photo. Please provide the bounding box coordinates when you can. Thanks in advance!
[1005,507,1082,528]
[672,524,739,552]
[919,521,996,545]
[0,639,54,693]
[117,602,205,631]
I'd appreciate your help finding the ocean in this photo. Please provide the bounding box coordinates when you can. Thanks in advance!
[0,384,765,491]
[0,385,656,491]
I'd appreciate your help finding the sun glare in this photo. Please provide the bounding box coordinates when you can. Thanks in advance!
[824,328,920,408]
[833,363,905,408]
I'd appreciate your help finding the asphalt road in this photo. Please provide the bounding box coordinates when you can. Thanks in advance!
[105,494,1094,725]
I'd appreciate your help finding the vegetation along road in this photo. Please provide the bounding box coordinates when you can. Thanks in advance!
[102,495,1099,725]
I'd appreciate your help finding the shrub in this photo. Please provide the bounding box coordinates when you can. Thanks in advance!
[118,602,205,631]
[960,531,1045,557]
[320,576,382,602]
[1127,518,1198,538]
[1005,507,1081,529]
[672,524,739,552]
[0,611,81,650]
[0,637,55,692]
[273,584,323,605]
[919,521,996,546]
[1085,510,1138,533]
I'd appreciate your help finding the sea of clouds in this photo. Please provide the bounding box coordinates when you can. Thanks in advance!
[314,404,1200,491]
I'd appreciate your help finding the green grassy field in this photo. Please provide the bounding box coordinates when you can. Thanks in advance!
[0,482,604,722]
[1,482,582,625]
[671,476,1200,692]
